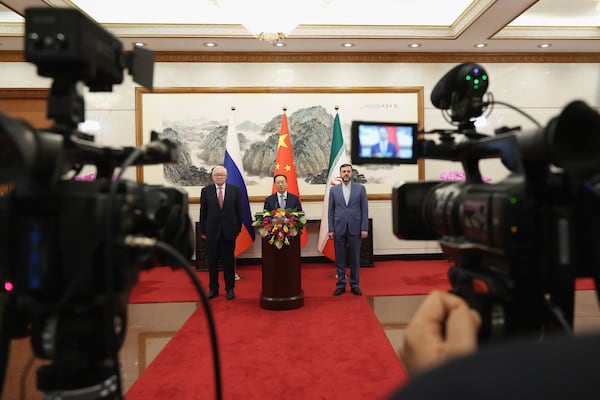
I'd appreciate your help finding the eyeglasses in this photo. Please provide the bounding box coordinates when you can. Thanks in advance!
[213,173,227,177]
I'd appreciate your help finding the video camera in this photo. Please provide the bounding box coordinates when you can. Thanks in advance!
[0,8,193,399]
[385,62,600,342]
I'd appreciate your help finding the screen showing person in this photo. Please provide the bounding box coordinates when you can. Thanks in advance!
[350,121,418,165]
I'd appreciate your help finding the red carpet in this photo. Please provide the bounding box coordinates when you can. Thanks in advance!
[129,260,595,304]
[125,297,406,400]
[128,260,454,304]
[125,260,595,399]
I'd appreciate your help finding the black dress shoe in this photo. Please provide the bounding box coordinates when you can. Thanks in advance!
[208,290,218,299]
[351,287,362,296]
[226,289,235,300]
[333,287,345,296]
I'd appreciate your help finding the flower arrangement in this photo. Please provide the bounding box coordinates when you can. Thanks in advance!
[253,208,307,249]
[74,173,98,181]
[74,173,117,182]
[440,170,492,183]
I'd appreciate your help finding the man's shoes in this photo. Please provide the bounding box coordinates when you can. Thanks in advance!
[226,289,235,300]
[208,290,219,299]
[333,287,345,296]
[351,287,363,296]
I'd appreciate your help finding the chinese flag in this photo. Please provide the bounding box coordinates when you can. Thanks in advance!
[273,111,307,247]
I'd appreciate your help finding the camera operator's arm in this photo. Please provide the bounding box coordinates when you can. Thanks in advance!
[399,291,481,376]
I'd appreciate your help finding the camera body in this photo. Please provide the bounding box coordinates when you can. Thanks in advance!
[0,8,192,399]
[364,62,600,341]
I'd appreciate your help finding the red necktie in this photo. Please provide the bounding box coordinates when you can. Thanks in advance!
[218,186,224,209]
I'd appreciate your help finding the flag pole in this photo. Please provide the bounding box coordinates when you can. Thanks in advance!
[231,105,242,281]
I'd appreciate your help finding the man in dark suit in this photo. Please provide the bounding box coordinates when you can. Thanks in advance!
[327,163,369,296]
[370,127,397,158]
[262,173,303,211]
[199,166,243,300]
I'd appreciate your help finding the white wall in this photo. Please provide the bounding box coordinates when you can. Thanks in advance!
[2,61,599,257]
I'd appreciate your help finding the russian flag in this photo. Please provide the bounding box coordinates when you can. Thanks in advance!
[223,107,255,256]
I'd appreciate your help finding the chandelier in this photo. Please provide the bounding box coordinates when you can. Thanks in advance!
[210,0,331,43]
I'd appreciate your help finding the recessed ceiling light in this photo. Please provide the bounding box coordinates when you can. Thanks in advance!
[341,43,354,48]
[538,43,552,48]
[273,42,287,47]
[408,43,421,48]
[134,42,146,47]
[203,42,218,47]
[474,43,487,48]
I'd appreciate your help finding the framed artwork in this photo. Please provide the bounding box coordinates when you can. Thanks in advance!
[136,86,424,203]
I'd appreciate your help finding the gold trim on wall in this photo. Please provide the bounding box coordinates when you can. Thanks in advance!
[151,52,600,64]
[2,51,600,63]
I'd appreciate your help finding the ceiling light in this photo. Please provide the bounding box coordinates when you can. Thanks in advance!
[210,0,330,43]
[474,43,487,48]
[408,43,421,48]
[341,43,354,48]
[538,43,552,48]
[203,42,218,47]
[273,42,287,47]
[134,42,146,47]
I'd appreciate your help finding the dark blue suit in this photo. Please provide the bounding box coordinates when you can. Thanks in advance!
[199,183,243,291]
[263,192,302,211]
[328,182,369,289]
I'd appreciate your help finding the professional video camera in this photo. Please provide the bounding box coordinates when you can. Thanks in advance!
[389,62,600,342]
[0,8,194,399]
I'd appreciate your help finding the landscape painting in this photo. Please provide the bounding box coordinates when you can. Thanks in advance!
[136,87,424,202]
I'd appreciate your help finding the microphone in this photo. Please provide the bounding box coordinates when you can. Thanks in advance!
[431,62,489,110]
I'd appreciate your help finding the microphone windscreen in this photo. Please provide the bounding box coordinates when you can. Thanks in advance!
[431,63,488,110]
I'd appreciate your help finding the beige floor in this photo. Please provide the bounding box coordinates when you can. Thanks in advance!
[4,291,600,399]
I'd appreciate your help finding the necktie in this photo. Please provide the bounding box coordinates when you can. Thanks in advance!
[279,194,286,209]
[218,186,224,209]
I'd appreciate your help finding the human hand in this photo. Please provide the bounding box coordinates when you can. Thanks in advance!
[201,234,207,240]
[398,291,481,376]
[328,232,334,240]
[360,230,368,239]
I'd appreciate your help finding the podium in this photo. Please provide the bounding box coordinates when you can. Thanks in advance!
[260,236,304,310]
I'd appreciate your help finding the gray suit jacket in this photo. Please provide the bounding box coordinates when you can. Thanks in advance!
[328,182,368,236]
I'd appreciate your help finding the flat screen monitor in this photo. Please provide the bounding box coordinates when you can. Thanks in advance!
[350,121,418,165]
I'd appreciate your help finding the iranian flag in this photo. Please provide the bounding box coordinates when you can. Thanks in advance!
[318,112,349,261]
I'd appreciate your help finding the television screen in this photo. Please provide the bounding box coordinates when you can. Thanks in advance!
[350,121,419,165]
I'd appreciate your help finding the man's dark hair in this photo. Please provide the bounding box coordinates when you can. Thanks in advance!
[340,163,352,171]
[273,173,288,182]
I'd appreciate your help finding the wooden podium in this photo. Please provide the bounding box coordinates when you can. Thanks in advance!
[260,236,304,310]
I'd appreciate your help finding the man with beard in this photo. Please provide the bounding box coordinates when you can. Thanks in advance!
[327,163,369,296]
